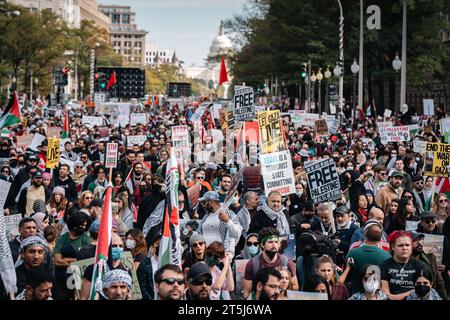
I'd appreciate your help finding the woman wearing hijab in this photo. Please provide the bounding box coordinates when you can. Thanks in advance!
[31,212,50,237]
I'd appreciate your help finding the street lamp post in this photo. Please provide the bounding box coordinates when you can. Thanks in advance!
[392,54,402,118]
[324,66,332,114]
[90,42,100,101]
[351,59,360,125]
[316,68,323,115]
[400,0,407,111]
[11,75,17,93]
[310,72,317,112]
[336,0,344,113]
[34,78,39,99]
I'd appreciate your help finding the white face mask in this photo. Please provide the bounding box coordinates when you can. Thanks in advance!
[125,239,136,250]
[363,276,379,294]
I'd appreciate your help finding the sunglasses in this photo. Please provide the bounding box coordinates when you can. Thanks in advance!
[2,170,10,173]
[196,176,205,180]
[160,278,185,285]
[423,218,436,224]
[379,172,387,176]
[192,242,205,248]
[190,277,213,286]
[404,195,413,199]
[439,199,448,203]
[112,244,124,248]
[246,242,259,247]
[85,196,93,200]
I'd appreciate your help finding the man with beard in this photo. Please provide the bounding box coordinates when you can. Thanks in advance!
[412,176,426,213]
[375,170,404,214]
[237,191,259,239]
[186,262,213,300]
[119,151,136,177]
[345,220,391,294]
[16,266,54,300]
[333,205,358,265]
[254,267,282,300]
[242,227,298,299]
[217,174,232,203]
[17,171,51,216]
[155,264,185,300]
[364,165,387,196]
[53,164,77,202]
[127,162,145,197]
[6,154,39,210]
[100,269,133,300]
[411,232,447,299]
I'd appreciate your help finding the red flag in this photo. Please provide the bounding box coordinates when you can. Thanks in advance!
[219,57,228,85]
[106,71,117,90]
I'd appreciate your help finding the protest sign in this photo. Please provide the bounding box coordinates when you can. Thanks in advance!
[189,103,208,122]
[223,167,244,207]
[28,133,46,151]
[129,113,147,125]
[405,221,419,232]
[423,234,444,265]
[440,118,450,134]
[385,126,410,142]
[171,125,190,152]
[187,183,202,208]
[328,119,340,134]
[258,110,285,154]
[413,140,426,154]
[227,105,236,130]
[260,150,295,196]
[111,114,130,127]
[5,213,21,240]
[291,113,319,126]
[16,134,34,149]
[283,234,296,260]
[127,135,147,147]
[234,259,249,300]
[46,137,61,169]
[0,179,11,207]
[423,142,450,177]
[82,116,103,128]
[234,86,255,121]
[423,99,435,116]
[68,251,141,299]
[105,143,118,168]
[305,158,341,204]
[47,126,61,138]
[314,119,329,137]
[384,109,392,117]
[287,290,328,300]
[378,121,393,144]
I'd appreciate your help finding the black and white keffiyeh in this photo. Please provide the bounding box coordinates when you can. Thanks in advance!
[259,203,290,236]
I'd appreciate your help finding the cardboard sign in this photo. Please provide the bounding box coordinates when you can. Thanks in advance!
[422,234,444,265]
[28,133,46,151]
[234,86,255,122]
[413,140,426,154]
[423,99,435,116]
[127,135,147,147]
[16,134,34,149]
[305,158,341,204]
[385,126,410,142]
[0,179,11,207]
[68,251,141,300]
[423,142,450,177]
[105,143,118,168]
[82,116,103,128]
[440,118,450,134]
[46,137,61,169]
[189,104,208,122]
[258,110,285,154]
[171,125,190,152]
[47,126,61,138]
[314,119,329,137]
[4,213,21,239]
[130,113,147,126]
[287,290,328,300]
[260,150,296,196]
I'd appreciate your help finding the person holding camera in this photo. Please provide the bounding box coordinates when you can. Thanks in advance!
[333,205,358,266]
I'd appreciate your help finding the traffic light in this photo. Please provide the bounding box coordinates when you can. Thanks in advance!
[62,67,69,86]
[100,73,107,91]
[167,82,191,98]
[300,64,307,79]
[95,67,145,98]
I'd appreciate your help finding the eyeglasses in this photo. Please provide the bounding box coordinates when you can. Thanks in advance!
[423,218,436,224]
[404,195,413,200]
[111,244,124,248]
[192,242,205,248]
[76,166,83,168]
[189,277,213,286]
[85,196,93,200]
[439,199,448,203]
[195,176,205,180]
[246,242,259,247]
[160,278,185,285]
[379,172,387,176]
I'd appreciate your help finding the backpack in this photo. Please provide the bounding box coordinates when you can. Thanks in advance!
[251,253,289,280]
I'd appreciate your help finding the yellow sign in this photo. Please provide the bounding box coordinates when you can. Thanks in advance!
[423,142,450,177]
[46,137,61,169]
[258,110,285,154]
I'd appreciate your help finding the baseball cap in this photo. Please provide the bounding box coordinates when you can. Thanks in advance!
[198,191,220,202]
[334,205,350,216]
[390,170,403,178]
[28,155,38,161]
[187,262,212,280]
[420,211,437,220]
[32,171,43,179]
[87,198,103,209]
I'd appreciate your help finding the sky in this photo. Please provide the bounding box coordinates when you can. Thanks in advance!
[100,0,248,66]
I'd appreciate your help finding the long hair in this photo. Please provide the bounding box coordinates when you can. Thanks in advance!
[431,193,450,216]
[315,255,337,285]
[125,229,148,257]
[48,192,68,212]
[396,197,413,226]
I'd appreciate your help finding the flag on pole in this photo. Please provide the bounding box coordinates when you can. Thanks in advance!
[62,107,70,139]
[0,206,17,297]
[89,185,113,300]
[124,169,135,194]
[158,151,181,269]
[106,71,117,91]
[0,92,21,130]
[219,57,229,85]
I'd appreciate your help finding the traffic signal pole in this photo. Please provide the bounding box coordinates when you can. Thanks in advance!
[90,49,95,101]
[307,59,311,112]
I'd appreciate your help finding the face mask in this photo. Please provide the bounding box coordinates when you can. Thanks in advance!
[72,226,85,236]
[153,246,160,257]
[248,245,259,255]
[304,213,314,221]
[296,191,303,197]
[111,247,123,260]
[347,166,354,171]
[125,239,136,250]
[264,249,277,260]
[363,277,379,294]
[415,284,431,297]
[229,167,237,175]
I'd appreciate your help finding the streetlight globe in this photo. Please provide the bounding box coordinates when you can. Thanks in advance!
[311,72,317,83]
[11,10,21,17]
[34,78,39,84]
[392,54,402,71]
[333,65,342,77]
[351,59,360,75]
[324,66,332,79]
[12,76,16,83]
[316,68,323,81]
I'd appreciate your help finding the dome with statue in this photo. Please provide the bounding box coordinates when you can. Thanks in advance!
[208,21,233,59]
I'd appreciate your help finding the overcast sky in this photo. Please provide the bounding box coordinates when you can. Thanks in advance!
[100,0,247,66]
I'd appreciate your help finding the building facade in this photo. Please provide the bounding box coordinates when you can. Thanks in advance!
[98,5,147,67]
[76,0,109,31]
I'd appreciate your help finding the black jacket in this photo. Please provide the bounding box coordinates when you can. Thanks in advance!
[53,175,78,202]
[136,190,165,231]
[248,209,291,235]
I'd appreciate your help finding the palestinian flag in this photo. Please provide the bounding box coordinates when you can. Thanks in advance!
[0,92,21,130]
[89,185,113,300]
[158,151,181,269]
[124,169,135,194]
[62,108,70,139]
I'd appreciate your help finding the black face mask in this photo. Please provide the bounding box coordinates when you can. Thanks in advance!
[152,184,162,193]
[154,246,160,257]
[415,285,430,297]
[139,186,147,193]
[264,249,277,260]
[72,226,85,236]
[304,213,314,221]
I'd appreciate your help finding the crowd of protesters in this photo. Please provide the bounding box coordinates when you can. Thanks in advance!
[0,97,449,301]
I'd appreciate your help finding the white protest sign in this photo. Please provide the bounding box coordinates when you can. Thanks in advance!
[260,150,296,196]
[423,234,444,265]
[0,179,11,207]
[171,125,190,152]
[5,213,21,239]
[28,133,46,151]
[127,135,147,147]
[117,103,131,115]
[385,126,410,142]
[189,103,209,122]
[82,116,103,128]
[384,109,392,117]
[329,104,336,114]
[413,140,426,154]
[378,121,393,145]
[423,99,435,116]
[234,86,255,121]
[305,158,341,204]
[287,290,328,300]
[212,104,222,120]
[291,113,320,126]
[328,119,340,134]
[59,157,75,174]
[440,118,450,134]
[129,113,147,126]
[105,143,118,168]
[111,114,130,127]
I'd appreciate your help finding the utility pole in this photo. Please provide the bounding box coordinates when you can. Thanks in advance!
[358,0,364,112]
[400,0,407,113]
